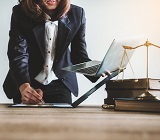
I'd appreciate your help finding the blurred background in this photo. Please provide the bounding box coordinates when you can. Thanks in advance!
[1,0,160,104]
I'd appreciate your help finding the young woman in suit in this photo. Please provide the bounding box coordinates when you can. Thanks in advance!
[3,0,108,104]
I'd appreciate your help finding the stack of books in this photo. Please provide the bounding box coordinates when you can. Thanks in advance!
[103,78,160,112]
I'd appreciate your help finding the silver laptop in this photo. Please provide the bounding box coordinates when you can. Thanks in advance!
[62,35,144,76]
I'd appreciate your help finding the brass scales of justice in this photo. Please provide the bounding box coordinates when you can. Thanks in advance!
[118,40,160,101]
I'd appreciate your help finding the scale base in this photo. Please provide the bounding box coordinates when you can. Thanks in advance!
[135,91,159,101]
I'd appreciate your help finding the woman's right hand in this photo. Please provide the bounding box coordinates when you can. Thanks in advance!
[19,83,43,104]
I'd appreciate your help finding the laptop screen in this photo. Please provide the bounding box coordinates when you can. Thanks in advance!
[96,35,145,75]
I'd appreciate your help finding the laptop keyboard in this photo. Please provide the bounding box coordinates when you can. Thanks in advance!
[75,64,101,75]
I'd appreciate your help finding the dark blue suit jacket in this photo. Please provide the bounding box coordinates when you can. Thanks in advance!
[3,4,98,99]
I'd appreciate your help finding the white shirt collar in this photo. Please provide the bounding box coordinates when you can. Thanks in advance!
[45,20,58,26]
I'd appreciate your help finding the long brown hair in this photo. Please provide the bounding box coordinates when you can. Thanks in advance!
[18,0,70,21]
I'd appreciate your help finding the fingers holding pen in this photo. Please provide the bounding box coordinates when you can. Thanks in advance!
[35,88,43,97]
[34,88,45,104]
[21,86,43,104]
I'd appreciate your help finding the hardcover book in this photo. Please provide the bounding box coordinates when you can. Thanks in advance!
[114,98,160,112]
[104,78,160,105]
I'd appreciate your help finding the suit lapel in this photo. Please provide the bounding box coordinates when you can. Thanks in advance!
[32,23,46,59]
[32,16,71,62]
[55,15,71,62]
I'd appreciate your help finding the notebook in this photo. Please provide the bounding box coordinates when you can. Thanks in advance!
[10,69,123,108]
[62,35,144,76]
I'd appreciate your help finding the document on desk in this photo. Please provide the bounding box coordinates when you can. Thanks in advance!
[10,103,72,108]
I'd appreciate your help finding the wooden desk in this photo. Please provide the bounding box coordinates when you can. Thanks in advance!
[0,104,160,140]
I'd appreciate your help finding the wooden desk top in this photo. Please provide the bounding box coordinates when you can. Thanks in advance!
[0,104,160,140]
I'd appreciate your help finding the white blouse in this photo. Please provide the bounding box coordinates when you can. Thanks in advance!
[35,20,58,85]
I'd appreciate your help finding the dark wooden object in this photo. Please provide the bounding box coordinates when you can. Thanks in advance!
[105,78,160,105]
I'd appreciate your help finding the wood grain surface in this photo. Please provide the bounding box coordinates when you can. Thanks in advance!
[0,104,160,140]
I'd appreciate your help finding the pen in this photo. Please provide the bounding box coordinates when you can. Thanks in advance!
[41,98,45,104]
[32,87,45,104]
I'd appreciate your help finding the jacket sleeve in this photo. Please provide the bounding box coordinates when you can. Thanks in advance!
[70,7,99,83]
[7,6,31,89]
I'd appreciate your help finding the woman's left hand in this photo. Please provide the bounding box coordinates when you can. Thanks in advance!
[101,70,111,77]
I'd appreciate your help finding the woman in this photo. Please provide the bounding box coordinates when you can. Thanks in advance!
[3,0,106,104]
